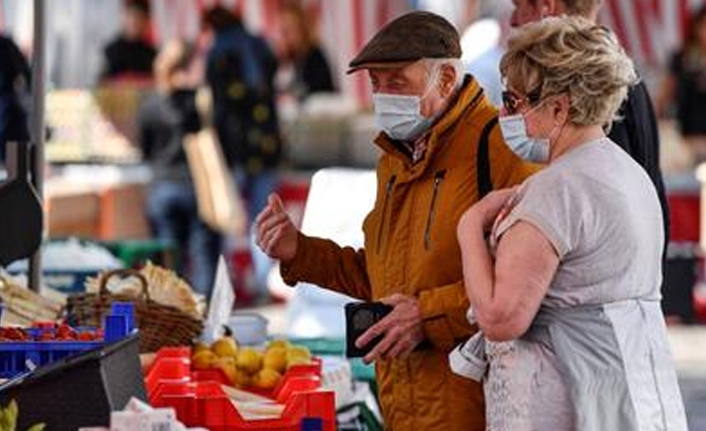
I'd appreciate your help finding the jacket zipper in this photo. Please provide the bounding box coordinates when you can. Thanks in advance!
[376,175,396,254]
[424,171,446,250]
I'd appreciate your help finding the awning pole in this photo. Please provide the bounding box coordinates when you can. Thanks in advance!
[28,0,46,293]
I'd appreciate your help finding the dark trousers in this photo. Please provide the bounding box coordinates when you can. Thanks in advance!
[146,180,221,297]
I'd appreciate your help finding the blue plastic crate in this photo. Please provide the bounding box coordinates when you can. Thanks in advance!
[0,302,136,378]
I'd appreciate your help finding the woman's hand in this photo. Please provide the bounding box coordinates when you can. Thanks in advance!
[458,187,519,236]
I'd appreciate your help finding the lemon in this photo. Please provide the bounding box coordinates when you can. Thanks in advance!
[233,369,252,388]
[212,336,239,358]
[286,355,312,369]
[286,345,311,362]
[236,348,263,374]
[192,350,217,370]
[263,347,287,373]
[213,356,237,384]
[267,339,290,351]
[193,341,210,354]
[252,368,281,390]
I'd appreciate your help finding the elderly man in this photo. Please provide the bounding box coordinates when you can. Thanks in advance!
[256,11,534,430]
[509,0,670,264]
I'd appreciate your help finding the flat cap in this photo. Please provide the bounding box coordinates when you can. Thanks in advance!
[347,11,461,74]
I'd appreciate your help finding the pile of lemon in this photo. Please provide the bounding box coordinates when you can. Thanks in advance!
[191,337,312,390]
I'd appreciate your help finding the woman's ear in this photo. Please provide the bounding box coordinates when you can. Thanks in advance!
[552,94,570,125]
[542,0,558,17]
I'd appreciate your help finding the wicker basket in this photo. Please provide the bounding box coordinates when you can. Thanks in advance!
[65,269,203,353]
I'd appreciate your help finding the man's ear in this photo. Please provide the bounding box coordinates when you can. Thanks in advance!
[438,64,458,98]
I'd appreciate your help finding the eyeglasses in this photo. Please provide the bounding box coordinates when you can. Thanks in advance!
[501,89,541,115]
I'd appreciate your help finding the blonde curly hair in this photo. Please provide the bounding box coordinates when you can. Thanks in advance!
[500,16,637,127]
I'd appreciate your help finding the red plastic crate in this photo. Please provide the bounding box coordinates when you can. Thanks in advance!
[145,348,322,402]
[668,193,700,243]
[146,348,335,431]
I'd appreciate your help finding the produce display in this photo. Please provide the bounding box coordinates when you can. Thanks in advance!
[0,324,103,342]
[45,89,141,163]
[191,337,313,391]
[146,346,335,429]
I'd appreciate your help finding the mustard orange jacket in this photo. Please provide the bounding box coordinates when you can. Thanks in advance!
[281,77,537,431]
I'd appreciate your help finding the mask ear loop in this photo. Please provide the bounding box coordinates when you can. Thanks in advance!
[543,96,568,160]
[413,62,445,122]
[420,62,444,101]
[522,95,564,150]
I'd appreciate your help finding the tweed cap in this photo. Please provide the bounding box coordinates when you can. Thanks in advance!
[347,11,461,74]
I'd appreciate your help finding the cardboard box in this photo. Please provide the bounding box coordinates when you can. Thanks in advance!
[99,183,150,240]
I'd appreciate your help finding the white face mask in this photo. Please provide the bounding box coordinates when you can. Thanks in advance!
[498,113,550,163]
[372,93,435,141]
[372,65,442,142]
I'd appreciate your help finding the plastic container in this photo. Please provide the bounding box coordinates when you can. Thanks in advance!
[153,380,335,431]
[228,313,269,346]
[145,347,336,431]
[145,347,322,402]
[0,333,146,431]
[0,302,135,378]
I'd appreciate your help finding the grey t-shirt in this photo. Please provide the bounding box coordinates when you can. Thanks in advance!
[496,137,664,308]
[479,138,672,431]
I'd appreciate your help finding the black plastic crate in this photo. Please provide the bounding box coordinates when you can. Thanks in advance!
[0,333,146,431]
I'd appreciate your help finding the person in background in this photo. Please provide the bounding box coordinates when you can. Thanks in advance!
[137,40,220,297]
[509,0,670,296]
[276,3,335,101]
[461,0,508,106]
[202,7,283,303]
[256,11,537,431]
[102,0,156,81]
[657,5,706,161]
[0,34,30,164]
[453,17,686,431]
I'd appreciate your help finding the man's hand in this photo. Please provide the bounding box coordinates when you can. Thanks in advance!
[355,294,425,364]
[255,194,299,262]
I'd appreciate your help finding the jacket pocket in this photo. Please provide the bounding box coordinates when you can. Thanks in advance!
[424,170,446,250]
[377,175,396,254]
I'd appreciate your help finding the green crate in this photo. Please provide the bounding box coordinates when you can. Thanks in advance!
[100,239,177,269]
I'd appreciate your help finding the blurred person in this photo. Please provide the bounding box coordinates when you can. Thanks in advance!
[138,40,220,297]
[657,5,706,161]
[509,0,670,294]
[452,17,686,431]
[276,3,335,101]
[101,0,157,81]
[461,0,510,106]
[0,34,30,163]
[202,6,283,302]
[256,12,537,430]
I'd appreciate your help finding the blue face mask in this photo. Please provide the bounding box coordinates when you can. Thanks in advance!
[372,93,435,142]
[498,113,550,163]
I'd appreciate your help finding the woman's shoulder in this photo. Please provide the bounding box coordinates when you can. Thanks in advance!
[522,143,610,199]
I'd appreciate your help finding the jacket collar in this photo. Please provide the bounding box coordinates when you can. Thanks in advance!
[373,75,487,183]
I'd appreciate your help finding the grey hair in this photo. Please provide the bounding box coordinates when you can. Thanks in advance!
[423,58,465,91]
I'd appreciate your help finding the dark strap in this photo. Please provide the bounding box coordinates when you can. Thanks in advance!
[477,117,498,199]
